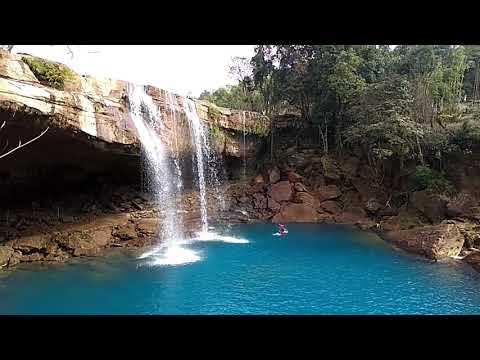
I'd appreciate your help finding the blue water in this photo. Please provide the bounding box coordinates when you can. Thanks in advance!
[1,224,480,315]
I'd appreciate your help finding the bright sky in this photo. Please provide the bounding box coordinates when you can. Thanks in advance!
[12,45,256,97]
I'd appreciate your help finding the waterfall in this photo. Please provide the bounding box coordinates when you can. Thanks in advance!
[167,92,183,196]
[183,98,209,233]
[126,84,182,247]
[242,111,246,180]
[128,89,248,267]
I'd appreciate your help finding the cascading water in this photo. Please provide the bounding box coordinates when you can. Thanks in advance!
[167,92,183,196]
[242,111,246,180]
[183,98,209,233]
[127,84,199,266]
[127,88,248,266]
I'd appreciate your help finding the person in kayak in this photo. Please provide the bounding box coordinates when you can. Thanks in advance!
[278,223,287,235]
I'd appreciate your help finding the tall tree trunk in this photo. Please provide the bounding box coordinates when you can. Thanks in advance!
[474,62,480,103]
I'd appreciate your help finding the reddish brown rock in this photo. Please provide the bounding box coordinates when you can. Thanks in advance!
[252,193,267,210]
[294,183,308,192]
[267,197,281,212]
[409,190,448,224]
[7,234,54,254]
[287,171,303,183]
[340,156,360,179]
[269,181,293,203]
[272,203,318,223]
[315,185,342,203]
[320,156,341,181]
[112,223,137,241]
[341,190,364,208]
[136,218,158,235]
[380,207,425,232]
[268,166,281,184]
[446,191,477,218]
[317,213,336,224]
[0,246,13,267]
[464,252,480,272]
[252,174,265,185]
[365,198,383,214]
[320,201,342,215]
[385,223,464,260]
[334,207,367,225]
[293,192,319,207]
[54,231,99,257]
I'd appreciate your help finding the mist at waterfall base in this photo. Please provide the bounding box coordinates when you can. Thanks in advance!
[2,224,480,315]
[127,85,236,267]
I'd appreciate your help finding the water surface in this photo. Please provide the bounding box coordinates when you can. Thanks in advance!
[1,224,479,314]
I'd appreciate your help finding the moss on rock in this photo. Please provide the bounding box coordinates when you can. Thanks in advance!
[22,56,75,90]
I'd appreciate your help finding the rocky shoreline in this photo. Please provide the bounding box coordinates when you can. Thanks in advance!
[225,146,480,270]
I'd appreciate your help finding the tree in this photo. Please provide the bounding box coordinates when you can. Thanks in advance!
[0,45,15,52]
[464,45,480,102]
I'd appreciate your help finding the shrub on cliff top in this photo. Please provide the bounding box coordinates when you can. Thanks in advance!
[208,105,222,122]
[22,56,75,90]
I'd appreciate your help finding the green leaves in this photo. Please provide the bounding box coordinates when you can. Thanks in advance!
[22,56,75,90]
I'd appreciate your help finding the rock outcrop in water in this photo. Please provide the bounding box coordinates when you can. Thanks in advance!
[385,223,465,260]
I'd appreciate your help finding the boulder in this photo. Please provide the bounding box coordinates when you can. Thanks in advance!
[269,181,293,203]
[464,252,480,273]
[341,190,364,208]
[267,197,281,212]
[268,166,281,184]
[321,156,341,181]
[365,198,383,214]
[378,206,399,217]
[287,171,303,183]
[409,190,447,224]
[315,185,342,203]
[293,192,319,208]
[252,193,267,210]
[54,231,100,257]
[7,234,54,254]
[272,203,318,223]
[380,206,425,232]
[446,191,478,218]
[112,223,137,241]
[294,183,308,192]
[320,201,342,215]
[334,207,367,225]
[252,174,265,185]
[385,224,465,260]
[0,246,14,267]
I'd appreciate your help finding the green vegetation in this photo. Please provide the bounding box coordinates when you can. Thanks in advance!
[414,165,454,195]
[200,45,480,186]
[207,105,223,122]
[22,56,75,90]
[208,125,221,140]
[249,116,270,137]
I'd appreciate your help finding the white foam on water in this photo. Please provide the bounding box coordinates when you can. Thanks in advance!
[138,230,249,267]
[139,244,201,266]
[193,231,249,244]
[150,245,201,266]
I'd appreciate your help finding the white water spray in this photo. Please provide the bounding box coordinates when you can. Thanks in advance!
[126,84,201,267]
[183,98,209,233]
[167,92,183,196]
[242,111,246,180]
